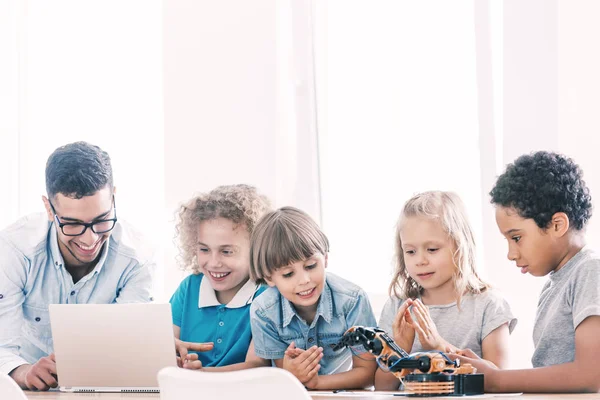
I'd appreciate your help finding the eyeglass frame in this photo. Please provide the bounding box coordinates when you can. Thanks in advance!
[49,196,118,237]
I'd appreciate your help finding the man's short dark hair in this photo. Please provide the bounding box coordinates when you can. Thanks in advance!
[490,151,592,230]
[45,141,113,200]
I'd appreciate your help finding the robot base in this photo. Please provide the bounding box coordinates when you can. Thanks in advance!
[403,373,484,396]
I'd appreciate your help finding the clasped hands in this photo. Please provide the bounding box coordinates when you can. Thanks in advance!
[392,298,457,354]
[282,342,323,389]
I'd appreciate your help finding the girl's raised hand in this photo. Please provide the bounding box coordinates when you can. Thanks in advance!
[392,299,415,353]
[408,299,455,352]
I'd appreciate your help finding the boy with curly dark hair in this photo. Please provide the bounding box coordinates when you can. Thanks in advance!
[456,151,599,393]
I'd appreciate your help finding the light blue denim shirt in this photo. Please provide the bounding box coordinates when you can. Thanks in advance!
[250,272,376,375]
[0,213,156,376]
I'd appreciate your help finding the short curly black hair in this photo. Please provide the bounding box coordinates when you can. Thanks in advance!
[490,151,592,230]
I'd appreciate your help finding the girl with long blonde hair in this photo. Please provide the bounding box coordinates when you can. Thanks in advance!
[375,191,516,390]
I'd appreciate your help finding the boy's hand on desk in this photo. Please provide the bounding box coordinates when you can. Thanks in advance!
[282,342,322,385]
[175,338,214,368]
[10,353,58,391]
[392,298,415,353]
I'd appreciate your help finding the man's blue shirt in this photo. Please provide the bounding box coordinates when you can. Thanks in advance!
[0,213,155,375]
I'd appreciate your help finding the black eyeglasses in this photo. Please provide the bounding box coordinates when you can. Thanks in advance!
[50,197,118,237]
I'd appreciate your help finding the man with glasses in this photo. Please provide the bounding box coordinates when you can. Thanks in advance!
[0,142,155,391]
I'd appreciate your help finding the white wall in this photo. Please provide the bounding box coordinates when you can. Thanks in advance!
[17,0,164,225]
[0,0,20,229]
[482,0,600,368]
[2,0,322,302]
[314,0,483,325]
[316,0,600,370]
[162,0,321,298]
[163,0,278,296]
[487,0,560,369]
[0,0,165,293]
[558,0,600,245]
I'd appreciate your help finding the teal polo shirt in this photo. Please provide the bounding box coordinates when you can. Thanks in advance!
[170,273,265,367]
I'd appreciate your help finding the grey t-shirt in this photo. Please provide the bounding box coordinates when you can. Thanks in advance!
[532,247,600,367]
[379,290,516,356]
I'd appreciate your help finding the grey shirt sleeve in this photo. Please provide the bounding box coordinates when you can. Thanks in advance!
[481,290,518,340]
[378,296,401,336]
[532,248,600,367]
[570,260,600,328]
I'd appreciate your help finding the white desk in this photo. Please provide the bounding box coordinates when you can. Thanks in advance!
[23,391,600,400]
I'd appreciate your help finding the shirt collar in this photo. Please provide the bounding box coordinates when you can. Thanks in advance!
[549,246,590,282]
[49,223,110,278]
[49,225,65,269]
[282,276,333,328]
[198,276,260,309]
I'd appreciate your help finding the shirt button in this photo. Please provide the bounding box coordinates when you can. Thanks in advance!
[70,291,76,296]
[217,338,223,344]
[0,294,3,299]
[35,317,41,322]
[55,261,58,266]
[219,308,225,313]
[308,337,314,343]
[219,321,224,327]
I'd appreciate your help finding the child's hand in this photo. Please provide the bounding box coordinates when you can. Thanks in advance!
[392,299,415,353]
[448,349,499,391]
[303,371,320,390]
[182,352,203,370]
[282,342,322,385]
[454,348,498,369]
[408,299,455,352]
[175,338,214,368]
[284,344,305,359]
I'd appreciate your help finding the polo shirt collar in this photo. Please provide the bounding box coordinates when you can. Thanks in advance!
[198,276,259,309]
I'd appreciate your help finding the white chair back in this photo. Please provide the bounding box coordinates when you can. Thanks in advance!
[0,374,28,400]
[158,366,311,400]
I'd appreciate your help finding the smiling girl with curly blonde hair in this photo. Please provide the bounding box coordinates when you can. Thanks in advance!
[170,184,271,371]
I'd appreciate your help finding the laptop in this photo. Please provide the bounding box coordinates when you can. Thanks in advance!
[49,303,177,392]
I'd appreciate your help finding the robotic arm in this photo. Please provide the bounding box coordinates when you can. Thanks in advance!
[335,326,483,396]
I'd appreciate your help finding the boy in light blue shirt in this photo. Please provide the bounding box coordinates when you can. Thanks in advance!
[249,207,377,390]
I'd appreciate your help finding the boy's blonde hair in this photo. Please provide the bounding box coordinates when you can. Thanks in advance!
[390,191,489,303]
[175,184,271,274]
[250,206,329,284]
